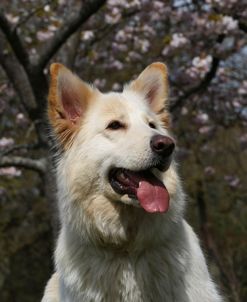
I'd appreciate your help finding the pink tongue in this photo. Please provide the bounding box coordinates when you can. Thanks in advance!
[136,177,169,213]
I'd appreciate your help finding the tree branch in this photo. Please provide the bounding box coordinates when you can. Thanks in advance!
[170,56,220,112]
[238,21,247,33]
[36,0,106,70]
[0,12,30,69]
[234,16,247,33]
[0,15,48,122]
[14,0,53,31]
[0,156,47,175]
[0,143,41,156]
[196,179,241,302]
[61,31,82,69]
[228,13,247,34]
[0,33,37,118]
[0,33,49,147]
[79,8,141,61]
[170,35,225,112]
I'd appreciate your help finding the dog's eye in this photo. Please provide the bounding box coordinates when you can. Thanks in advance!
[107,120,124,130]
[149,122,156,129]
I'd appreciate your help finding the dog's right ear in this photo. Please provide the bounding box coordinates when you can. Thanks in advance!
[128,62,169,113]
[48,63,93,148]
[128,62,171,128]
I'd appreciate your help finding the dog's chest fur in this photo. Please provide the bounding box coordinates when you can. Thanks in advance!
[43,219,222,302]
[57,227,190,302]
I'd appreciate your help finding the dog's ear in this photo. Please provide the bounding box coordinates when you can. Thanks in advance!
[48,63,94,147]
[129,62,169,112]
[129,62,170,128]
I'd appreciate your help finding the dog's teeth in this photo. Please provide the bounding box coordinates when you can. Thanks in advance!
[115,170,131,186]
[119,172,127,181]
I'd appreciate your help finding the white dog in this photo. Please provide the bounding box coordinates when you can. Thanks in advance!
[42,62,223,302]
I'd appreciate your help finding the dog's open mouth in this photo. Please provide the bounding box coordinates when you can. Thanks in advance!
[109,168,169,213]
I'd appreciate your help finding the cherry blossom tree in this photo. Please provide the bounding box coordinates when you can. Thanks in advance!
[0,1,246,301]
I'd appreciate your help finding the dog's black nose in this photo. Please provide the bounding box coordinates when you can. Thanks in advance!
[150,135,175,157]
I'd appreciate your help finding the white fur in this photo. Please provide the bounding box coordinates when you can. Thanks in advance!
[42,70,223,301]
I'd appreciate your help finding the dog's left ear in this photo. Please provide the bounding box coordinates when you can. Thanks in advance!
[129,62,169,113]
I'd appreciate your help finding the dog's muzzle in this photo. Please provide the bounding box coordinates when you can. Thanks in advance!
[108,135,175,213]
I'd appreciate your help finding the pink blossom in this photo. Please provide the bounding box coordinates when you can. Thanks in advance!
[115,30,128,42]
[0,83,7,94]
[108,0,126,7]
[127,51,142,61]
[170,33,188,48]
[105,14,121,24]
[206,0,238,8]
[142,25,155,36]
[198,126,214,135]
[205,0,220,4]
[135,39,150,53]
[112,83,121,91]
[0,167,22,177]
[93,79,106,89]
[222,16,238,33]
[153,1,165,10]
[44,5,51,12]
[105,7,121,24]
[204,166,216,176]
[126,0,141,9]
[48,25,58,32]
[31,48,37,55]
[5,13,19,24]
[238,81,247,95]
[24,36,32,44]
[112,43,128,52]
[161,47,169,56]
[108,0,141,9]
[109,60,124,70]
[186,55,212,78]
[0,137,14,149]
[192,56,212,69]
[181,107,188,115]
[82,31,94,41]
[217,67,227,77]
[195,16,206,27]
[233,99,241,108]
[224,175,240,188]
[195,112,209,125]
[150,12,162,22]
[16,112,28,126]
[37,30,54,41]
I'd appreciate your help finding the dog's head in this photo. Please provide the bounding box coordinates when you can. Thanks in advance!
[48,63,184,246]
